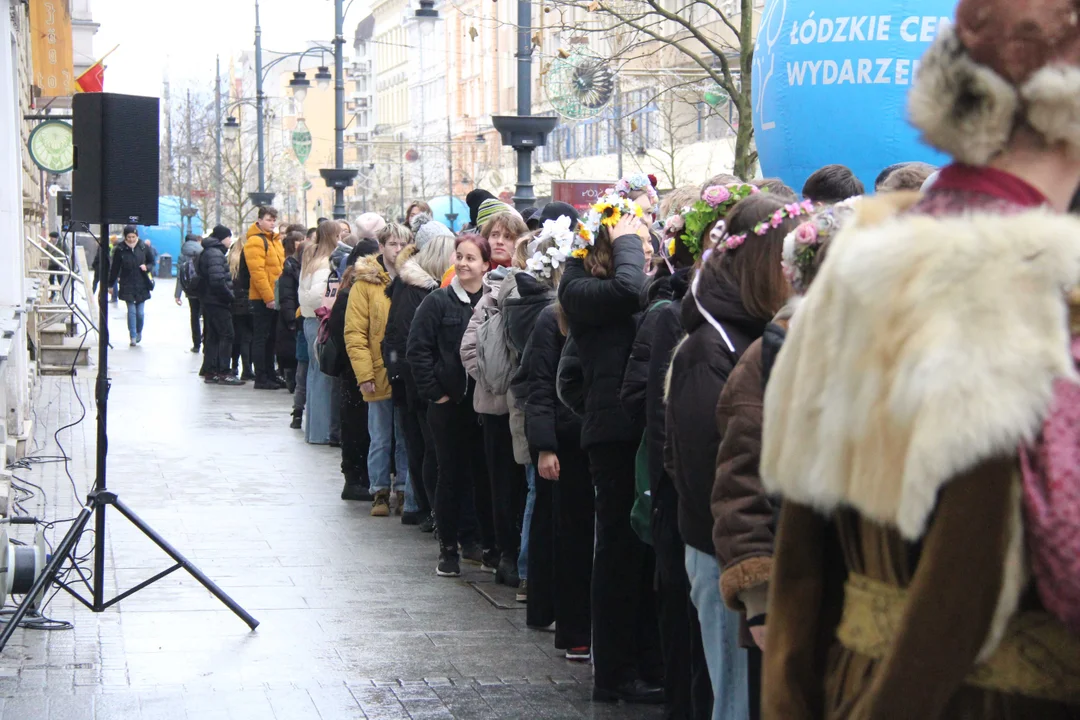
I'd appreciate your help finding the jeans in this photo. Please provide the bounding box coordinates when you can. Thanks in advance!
[367,399,416,512]
[685,546,749,720]
[188,297,202,349]
[201,305,234,376]
[518,464,536,579]
[303,316,332,444]
[125,301,145,340]
[250,300,278,382]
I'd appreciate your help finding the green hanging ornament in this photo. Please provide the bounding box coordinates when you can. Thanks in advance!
[292,119,313,164]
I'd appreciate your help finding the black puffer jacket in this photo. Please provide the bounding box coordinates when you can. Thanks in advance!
[504,272,556,354]
[556,236,647,449]
[277,255,302,331]
[197,237,233,307]
[406,276,480,404]
[623,267,691,502]
[620,267,687,427]
[521,304,581,454]
[387,246,439,409]
[108,241,154,303]
[664,260,767,555]
[556,334,584,418]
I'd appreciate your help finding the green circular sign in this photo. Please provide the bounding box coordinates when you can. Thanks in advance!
[29,120,74,173]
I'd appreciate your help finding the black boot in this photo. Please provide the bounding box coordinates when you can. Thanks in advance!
[341,479,373,501]
[495,555,520,588]
[290,408,302,430]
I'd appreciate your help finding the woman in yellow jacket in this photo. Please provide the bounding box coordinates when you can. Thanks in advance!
[345,225,415,518]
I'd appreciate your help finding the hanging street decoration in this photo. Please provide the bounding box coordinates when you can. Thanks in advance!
[292,119,313,165]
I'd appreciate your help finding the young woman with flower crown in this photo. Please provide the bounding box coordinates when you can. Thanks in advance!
[557,190,665,705]
[508,211,595,658]
[709,199,858,720]
[665,193,811,720]
[620,181,765,719]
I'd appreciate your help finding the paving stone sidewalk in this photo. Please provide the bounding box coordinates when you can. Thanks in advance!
[0,282,664,719]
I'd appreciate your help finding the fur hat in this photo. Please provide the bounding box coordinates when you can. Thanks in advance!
[908,0,1080,165]
[355,212,387,240]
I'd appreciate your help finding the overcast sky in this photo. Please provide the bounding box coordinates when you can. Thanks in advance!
[93,0,360,99]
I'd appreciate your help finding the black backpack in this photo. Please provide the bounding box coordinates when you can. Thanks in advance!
[178,254,202,294]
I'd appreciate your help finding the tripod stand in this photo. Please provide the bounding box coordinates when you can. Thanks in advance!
[0,221,259,652]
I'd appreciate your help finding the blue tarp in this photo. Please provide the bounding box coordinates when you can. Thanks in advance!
[137,196,203,275]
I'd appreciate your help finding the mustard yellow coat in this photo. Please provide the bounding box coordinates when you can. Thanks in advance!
[344,255,392,402]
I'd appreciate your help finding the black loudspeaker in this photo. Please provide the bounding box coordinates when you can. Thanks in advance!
[57,190,72,231]
[72,93,160,225]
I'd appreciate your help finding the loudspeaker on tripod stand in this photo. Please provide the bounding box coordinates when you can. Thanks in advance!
[71,92,160,226]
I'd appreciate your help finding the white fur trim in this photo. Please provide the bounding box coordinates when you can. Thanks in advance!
[908,26,1019,165]
[398,257,439,290]
[762,209,1080,540]
[1022,65,1080,159]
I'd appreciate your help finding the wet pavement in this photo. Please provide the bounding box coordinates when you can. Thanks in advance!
[0,281,665,719]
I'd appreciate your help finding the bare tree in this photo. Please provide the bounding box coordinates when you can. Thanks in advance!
[545,0,757,179]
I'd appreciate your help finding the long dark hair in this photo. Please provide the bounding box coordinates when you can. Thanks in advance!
[709,194,794,321]
[584,225,616,279]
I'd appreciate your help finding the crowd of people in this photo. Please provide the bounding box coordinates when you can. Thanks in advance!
[160,3,1080,716]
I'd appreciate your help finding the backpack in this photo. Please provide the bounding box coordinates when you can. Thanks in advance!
[314,305,344,377]
[629,299,672,547]
[475,306,517,396]
[178,254,202,295]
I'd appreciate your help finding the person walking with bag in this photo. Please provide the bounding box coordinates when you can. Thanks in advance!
[175,233,204,353]
[298,220,340,444]
[109,225,154,347]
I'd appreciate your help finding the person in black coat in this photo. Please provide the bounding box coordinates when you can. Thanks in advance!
[516,302,594,658]
[108,225,154,346]
[229,237,254,380]
[387,228,456,528]
[275,231,304,394]
[557,208,664,705]
[198,226,242,385]
[623,263,714,720]
[406,234,488,578]
[664,194,796,720]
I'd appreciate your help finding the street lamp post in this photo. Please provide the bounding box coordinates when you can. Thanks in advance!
[253,0,270,203]
[319,0,358,220]
[215,55,223,225]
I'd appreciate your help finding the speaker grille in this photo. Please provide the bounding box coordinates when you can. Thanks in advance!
[72,93,160,226]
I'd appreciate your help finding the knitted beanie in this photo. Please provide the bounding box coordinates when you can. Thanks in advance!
[412,214,455,251]
[355,212,387,240]
[210,225,232,241]
[476,198,518,229]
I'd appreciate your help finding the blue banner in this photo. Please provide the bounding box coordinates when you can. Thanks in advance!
[752,0,954,193]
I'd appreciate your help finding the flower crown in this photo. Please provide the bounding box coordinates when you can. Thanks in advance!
[717,199,816,254]
[572,192,644,259]
[614,173,659,207]
[524,215,576,279]
[677,183,761,259]
[781,197,860,293]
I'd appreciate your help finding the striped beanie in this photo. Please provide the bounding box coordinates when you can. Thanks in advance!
[476,198,520,229]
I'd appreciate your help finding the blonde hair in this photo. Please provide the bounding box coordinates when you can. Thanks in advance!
[377,223,412,247]
[512,231,537,269]
[414,233,456,281]
[301,220,339,277]
[228,236,247,279]
[660,186,700,221]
